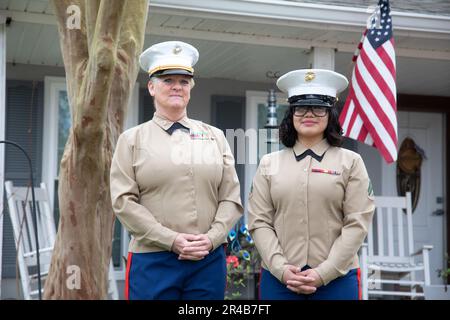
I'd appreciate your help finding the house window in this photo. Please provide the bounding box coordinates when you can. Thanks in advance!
[57,90,70,173]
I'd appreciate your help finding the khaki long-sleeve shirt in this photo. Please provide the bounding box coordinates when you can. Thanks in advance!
[248,139,374,285]
[110,113,243,253]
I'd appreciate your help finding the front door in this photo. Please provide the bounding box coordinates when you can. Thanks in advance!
[382,111,445,284]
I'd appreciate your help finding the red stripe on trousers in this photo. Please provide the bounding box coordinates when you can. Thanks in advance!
[258,269,263,300]
[224,246,228,293]
[125,252,133,300]
[357,268,362,300]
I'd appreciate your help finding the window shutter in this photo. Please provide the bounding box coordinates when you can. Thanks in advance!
[2,80,44,278]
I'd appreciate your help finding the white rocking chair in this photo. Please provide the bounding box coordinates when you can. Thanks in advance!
[360,192,433,299]
[5,180,119,300]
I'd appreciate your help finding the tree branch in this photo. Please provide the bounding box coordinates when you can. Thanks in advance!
[85,0,100,53]
[74,0,126,141]
[51,0,88,105]
[118,0,149,66]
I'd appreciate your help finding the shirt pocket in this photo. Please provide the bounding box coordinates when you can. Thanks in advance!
[309,167,345,201]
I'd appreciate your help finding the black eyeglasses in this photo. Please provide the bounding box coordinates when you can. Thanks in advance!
[293,106,329,117]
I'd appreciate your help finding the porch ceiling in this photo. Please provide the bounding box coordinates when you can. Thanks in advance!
[1,0,449,97]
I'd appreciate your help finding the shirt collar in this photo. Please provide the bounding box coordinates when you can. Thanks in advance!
[293,138,330,159]
[152,112,191,131]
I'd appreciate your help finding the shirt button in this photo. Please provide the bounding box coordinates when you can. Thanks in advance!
[303,168,308,172]
[189,170,193,177]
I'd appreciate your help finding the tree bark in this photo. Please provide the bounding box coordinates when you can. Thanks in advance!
[44,0,149,299]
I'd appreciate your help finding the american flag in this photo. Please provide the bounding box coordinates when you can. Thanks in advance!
[339,0,397,163]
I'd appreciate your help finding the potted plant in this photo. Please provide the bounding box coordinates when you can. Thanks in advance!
[424,254,450,299]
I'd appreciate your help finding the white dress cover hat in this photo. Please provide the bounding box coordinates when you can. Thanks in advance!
[139,41,199,77]
[277,69,348,107]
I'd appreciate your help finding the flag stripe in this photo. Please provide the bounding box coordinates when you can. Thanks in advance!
[340,92,354,133]
[357,122,368,142]
[350,113,363,139]
[364,132,373,145]
[377,44,396,82]
[341,96,357,135]
[384,39,396,70]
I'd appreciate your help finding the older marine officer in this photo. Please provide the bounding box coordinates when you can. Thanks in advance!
[110,41,243,300]
[248,69,375,300]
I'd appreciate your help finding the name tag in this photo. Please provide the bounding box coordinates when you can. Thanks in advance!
[311,168,341,175]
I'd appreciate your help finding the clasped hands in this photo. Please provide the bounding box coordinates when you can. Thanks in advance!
[282,265,323,295]
[171,233,213,261]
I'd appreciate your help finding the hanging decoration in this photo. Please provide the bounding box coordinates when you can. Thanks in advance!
[396,137,426,212]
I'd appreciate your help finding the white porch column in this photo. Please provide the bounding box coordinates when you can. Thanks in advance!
[309,47,335,70]
[0,14,7,298]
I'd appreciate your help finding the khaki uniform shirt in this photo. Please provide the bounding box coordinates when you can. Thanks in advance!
[110,113,243,253]
[248,139,374,285]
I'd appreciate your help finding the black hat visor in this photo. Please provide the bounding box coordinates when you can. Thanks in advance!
[289,94,336,108]
[151,68,193,78]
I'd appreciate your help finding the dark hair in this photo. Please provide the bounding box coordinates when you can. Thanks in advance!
[279,105,343,148]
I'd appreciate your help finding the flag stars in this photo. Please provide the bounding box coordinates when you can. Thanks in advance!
[367,0,392,45]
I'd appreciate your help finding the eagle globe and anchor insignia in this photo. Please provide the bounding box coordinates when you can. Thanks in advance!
[304,71,316,82]
[173,45,182,55]
[396,137,425,212]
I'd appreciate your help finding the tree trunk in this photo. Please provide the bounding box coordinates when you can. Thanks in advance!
[44,0,149,299]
